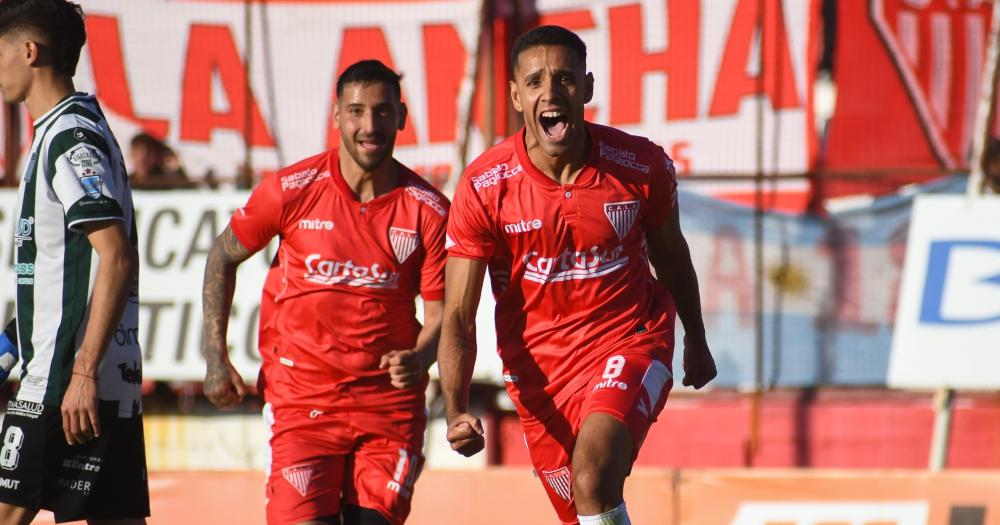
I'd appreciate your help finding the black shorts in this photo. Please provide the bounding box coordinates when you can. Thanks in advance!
[0,399,150,523]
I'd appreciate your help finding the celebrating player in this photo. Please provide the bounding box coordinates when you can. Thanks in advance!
[201,60,449,525]
[439,25,717,525]
[0,1,149,523]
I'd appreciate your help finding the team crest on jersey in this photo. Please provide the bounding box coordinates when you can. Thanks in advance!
[541,467,572,501]
[282,464,315,497]
[604,200,639,241]
[389,227,419,263]
[66,144,104,199]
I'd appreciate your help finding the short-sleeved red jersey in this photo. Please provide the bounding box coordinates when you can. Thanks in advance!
[231,149,449,411]
[447,123,678,410]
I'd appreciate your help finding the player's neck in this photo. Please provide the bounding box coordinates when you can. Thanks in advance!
[525,131,589,185]
[339,158,399,203]
[24,72,75,122]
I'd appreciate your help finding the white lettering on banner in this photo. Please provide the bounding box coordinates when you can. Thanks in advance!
[522,245,627,284]
[728,501,928,525]
[303,254,400,288]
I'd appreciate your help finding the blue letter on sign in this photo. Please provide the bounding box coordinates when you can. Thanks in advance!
[920,240,1000,325]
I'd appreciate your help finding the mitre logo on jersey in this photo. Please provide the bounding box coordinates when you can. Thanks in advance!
[541,467,572,502]
[871,0,992,169]
[523,244,627,284]
[66,143,104,199]
[389,227,420,263]
[303,254,400,288]
[298,218,334,231]
[604,201,639,241]
[282,464,314,497]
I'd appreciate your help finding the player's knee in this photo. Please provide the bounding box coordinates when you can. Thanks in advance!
[571,463,620,506]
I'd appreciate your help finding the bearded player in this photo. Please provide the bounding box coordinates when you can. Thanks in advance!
[439,26,717,525]
[201,60,449,525]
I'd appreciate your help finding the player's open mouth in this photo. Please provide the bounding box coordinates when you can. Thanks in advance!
[358,139,385,152]
[539,110,569,142]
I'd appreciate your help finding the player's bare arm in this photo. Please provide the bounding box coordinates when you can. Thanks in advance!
[380,299,443,389]
[645,205,717,389]
[61,220,138,445]
[201,226,253,406]
[438,257,487,456]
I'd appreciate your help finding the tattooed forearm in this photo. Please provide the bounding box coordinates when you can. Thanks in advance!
[201,226,254,363]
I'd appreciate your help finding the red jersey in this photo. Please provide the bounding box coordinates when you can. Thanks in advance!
[447,123,678,410]
[231,149,449,411]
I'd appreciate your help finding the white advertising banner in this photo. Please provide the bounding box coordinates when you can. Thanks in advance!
[0,190,503,383]
[889,195,1000,389]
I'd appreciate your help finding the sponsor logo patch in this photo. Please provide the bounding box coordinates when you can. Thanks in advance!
[472,163,523,191]
[282,464,314,497]
[598,142,650,173]
[66,143,105,199]
[14,217,33,247]
[303,254,400,288]
[604,201,639,241]
[5,400,43,418]
[404,185,447,216]
[522,245,628,284]
[389,227,420,263]
[503,219,542,234]
[280,168,329,191]
[298,218,334,231]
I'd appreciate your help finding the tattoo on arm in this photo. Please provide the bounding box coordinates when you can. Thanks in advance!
[201,227,254,364]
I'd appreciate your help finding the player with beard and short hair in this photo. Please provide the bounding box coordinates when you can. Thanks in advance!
[439,25,717,525]
[201,59,449,525]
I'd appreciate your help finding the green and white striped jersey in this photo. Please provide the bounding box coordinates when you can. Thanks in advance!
[14,93,142,417]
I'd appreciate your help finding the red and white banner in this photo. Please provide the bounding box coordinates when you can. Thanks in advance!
[24,0,822,189]
[534,0,820,177]
[72,0,482,187]
[825,0,999,172]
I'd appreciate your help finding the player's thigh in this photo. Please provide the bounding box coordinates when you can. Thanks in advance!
[344,411,425,525]
[0,401,52,514]
[266,410,352,525]
[517,402,582,525]
[48,403,149,523]
[581,350,674,456]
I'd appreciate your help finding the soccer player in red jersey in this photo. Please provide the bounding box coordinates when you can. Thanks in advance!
[201,60,449,525]
[439,26,717,525]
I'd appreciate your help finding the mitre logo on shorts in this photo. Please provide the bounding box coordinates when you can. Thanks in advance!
[389,227,420,263]
[542,467,572,502]
[282,464,314,497]
[523,245,627,284]
[604,201,639,241]
[303,254,400,288]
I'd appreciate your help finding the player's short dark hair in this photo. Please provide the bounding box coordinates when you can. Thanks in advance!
[0,0,86,78]
[336,60,403,101]
[511,25,587,73]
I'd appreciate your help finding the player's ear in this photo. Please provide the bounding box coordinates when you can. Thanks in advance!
[397,102,407,131]
[510,80,523,113]
[331,99,341,130]
[584,72,594,104]
[23,39,40,66]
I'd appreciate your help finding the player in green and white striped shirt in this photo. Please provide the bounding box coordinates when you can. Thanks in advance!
[0,1,149,523]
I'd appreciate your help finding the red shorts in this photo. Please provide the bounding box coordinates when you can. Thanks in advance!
[264,405,425,525]
[512,348,674,524]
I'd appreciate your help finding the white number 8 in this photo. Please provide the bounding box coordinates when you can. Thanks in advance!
[0,426,24,470]
[602,356,626,380]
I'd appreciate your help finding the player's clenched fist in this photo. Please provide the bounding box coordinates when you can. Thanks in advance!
[380,349,424,389]
[203,358,248,407]
[446,414,485,457]
[681,333,717,390]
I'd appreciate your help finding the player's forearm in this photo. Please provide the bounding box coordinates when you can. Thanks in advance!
[414,301,443,371]
[75,245,137,376]
[201,235,244,364]
[657,239,707,338]
[438,311,477,420]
